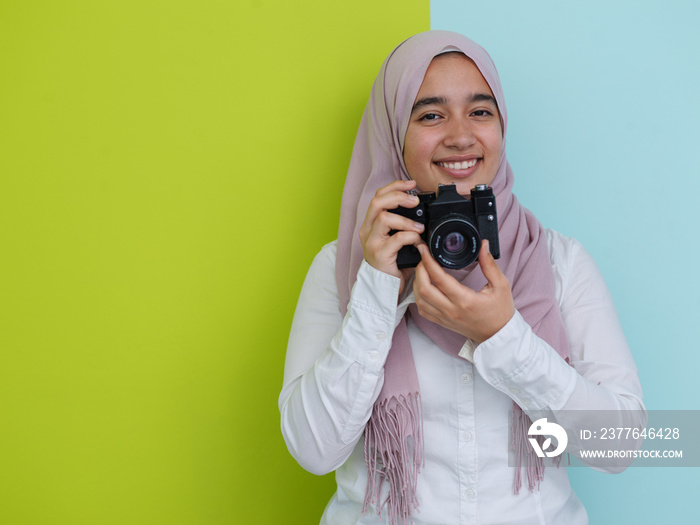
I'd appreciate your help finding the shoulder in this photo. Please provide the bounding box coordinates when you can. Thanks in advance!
[545,228,581,259]
[544,228,592,268]
[544,228,597,303]
[307,240,338,272]
[301,240,338,289]
[319,239,338,259]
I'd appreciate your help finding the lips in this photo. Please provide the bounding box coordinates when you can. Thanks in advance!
[435,159,477,170]
[433,157,481,179]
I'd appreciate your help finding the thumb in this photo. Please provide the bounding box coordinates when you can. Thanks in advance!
[478,240,504,288]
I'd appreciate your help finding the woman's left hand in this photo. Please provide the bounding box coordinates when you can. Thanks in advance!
[413,240,515,344]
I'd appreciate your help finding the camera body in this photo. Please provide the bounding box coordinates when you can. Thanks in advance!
[390,183,500,269]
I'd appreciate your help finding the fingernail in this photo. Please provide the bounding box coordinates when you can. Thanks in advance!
[414,222,424,231]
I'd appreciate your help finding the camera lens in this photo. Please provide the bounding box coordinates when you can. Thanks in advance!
[443,232,466,254]
[429,215,480,269]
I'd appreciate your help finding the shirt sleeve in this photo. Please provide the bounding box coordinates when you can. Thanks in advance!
[470,232,645,471]
[278,242,405,475]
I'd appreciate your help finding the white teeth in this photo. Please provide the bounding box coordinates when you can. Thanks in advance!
[438,159,477,170]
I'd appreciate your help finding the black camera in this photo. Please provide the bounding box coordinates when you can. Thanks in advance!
[389,183,500,269]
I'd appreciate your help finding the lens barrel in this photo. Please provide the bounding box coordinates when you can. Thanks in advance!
[428,215,480,269]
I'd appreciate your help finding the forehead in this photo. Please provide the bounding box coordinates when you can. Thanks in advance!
[417,52,495,99]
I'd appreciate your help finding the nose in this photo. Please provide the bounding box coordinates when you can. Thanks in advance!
[443,117,476,149]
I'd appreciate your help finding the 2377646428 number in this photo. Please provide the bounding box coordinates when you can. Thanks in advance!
[599,427,680,440]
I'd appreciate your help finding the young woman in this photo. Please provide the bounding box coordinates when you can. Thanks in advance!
[279,30,644,525]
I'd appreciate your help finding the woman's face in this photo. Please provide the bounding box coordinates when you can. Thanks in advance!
[403,53,503,195]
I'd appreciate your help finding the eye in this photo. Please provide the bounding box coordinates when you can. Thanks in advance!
[418,112,442,122]
[470,109,493,118]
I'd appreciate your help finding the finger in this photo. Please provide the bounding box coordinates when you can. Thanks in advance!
[414,293,445,323]
[414,258,450,307]
[477,240,508,290]
[416,244,441,273]
[417,244,473,300]
[364,229,420,255]
[373,179,416,198]
[362,213,423,255]
[372,210,425,237]
[367,184,420,222]
[381,230,423,253]
[363,230,423,268]
[361,187,421,236]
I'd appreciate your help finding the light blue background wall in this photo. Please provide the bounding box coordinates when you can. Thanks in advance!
[431,0,700,522]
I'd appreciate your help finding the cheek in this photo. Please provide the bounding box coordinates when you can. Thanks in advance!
[479,127,503,185]
[403,133,424,173]
[404,132,434,168]
[485,129,503,163]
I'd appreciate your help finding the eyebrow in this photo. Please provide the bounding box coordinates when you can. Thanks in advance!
[411,93,498,113]
[411,96,447,112]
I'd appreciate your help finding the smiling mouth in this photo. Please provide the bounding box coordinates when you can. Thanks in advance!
[435,159,478,170]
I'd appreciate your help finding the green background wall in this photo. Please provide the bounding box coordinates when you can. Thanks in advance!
[0,1,428,523]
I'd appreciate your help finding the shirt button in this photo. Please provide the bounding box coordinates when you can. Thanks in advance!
[465,488,476,498]
[521,399,531,409]
[376,331,387,342]
[460,373,472,383]
[369,350,379,360]
[461,431,473,442]
[509,388,520,395]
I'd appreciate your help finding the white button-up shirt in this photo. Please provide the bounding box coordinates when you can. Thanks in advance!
[279,230,644,524]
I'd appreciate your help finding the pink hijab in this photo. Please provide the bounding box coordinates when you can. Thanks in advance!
[336,30,570,524]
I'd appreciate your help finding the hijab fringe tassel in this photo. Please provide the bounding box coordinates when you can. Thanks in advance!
[363,393,424,525]
[512,402,564,494]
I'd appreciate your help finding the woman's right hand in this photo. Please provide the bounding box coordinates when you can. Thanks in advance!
[358,179,425,295]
